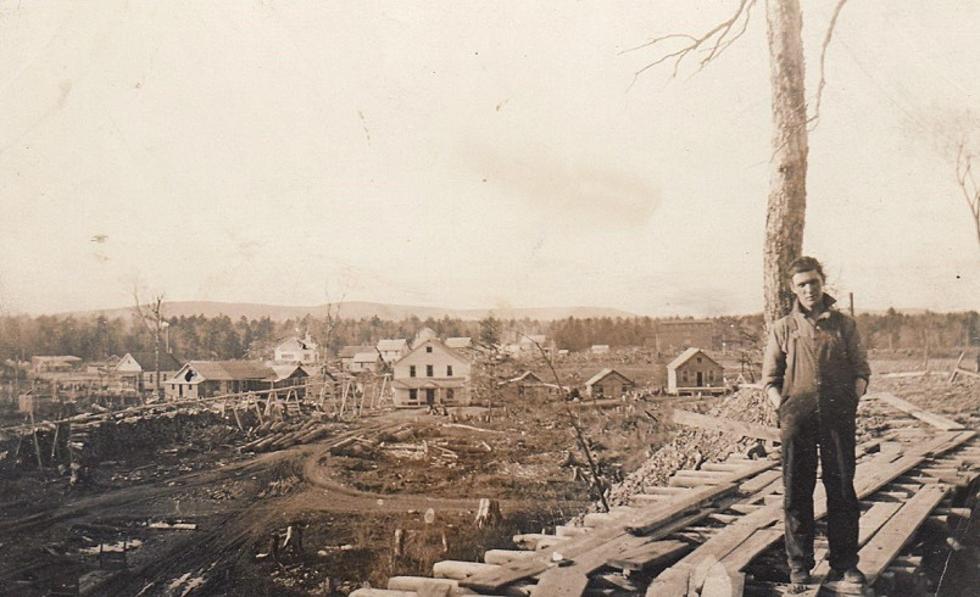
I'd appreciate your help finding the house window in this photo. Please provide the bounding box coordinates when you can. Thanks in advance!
[447,365,453,376]
[447,388,455,401]
[409,389,418,402]
[697,357,702,363]
[410,365,416,378]
[426,346,433,353]
[426,365,433,377]
[682,371,688,382]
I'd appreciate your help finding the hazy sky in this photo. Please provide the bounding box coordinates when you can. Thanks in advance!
[1,1,977,317]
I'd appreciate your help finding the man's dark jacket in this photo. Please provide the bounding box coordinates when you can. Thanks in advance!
[762,295,871,424]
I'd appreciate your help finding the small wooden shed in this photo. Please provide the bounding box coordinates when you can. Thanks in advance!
[666,348,725,395]
[584,368,634,398]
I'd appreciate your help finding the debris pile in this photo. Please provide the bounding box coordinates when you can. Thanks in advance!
[607,387,774,505]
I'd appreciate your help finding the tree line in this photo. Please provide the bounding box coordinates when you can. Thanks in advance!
[0,308,975,365]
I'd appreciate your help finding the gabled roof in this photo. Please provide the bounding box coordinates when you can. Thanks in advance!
[445,337,472,349]
[267,364,310,382]
[394,337,471,367]
[339,345,374,358]
[353,351,381,363]
[584,368,633,387]
[177,360,275,382]
[377,339,408,351]
[667,347,721,370]
[502,371,545,385]
[121,352,181,371]
[277,336,317,351]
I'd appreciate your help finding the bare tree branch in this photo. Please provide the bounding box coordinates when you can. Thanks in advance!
[807,0,849,130]
[627,0,757,88]
[955,141,980,246]
[522,334,610,512]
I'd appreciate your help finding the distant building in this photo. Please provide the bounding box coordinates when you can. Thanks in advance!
[650,320,716,353]
[590,345,610,354]
[504,334,551,356]
[31,355,82,373]
[275,334,320,364]
[116,351,182,392]
[266,364,313,390]
[350,351,383,373]
[392,338,471,408]
[584,368,634,398]
[166,360,280,400]
[666,348,725,395]
[377,339,409,364]
[499,370,560,400]
[338,345,375,370]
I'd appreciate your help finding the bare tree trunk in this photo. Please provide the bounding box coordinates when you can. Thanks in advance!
[763,0,809,328]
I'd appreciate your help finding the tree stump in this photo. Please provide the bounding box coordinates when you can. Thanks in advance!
[474,498,503,529]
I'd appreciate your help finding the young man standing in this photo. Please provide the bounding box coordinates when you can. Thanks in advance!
[762,256,871,591]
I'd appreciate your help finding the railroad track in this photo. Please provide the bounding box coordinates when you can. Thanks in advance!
[350,395,979,597]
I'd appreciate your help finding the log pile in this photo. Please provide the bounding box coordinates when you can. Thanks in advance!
[238,418,335,453]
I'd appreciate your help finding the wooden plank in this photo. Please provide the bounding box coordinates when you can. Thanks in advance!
[669,474,728,487]
[645,485,691,494]
[719,529,784,571]
[857,502,904,545]
[857,484,949,583]
[739,469,782,494]
[871,393,965,431]
[671,409,781,442]
[606,539,691,571]
[701,562,745,597]
[645,564,693,596]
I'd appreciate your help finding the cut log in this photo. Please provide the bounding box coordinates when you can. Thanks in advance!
[605,539,691,571]
[483,550,536,565]
[433,561,499,580]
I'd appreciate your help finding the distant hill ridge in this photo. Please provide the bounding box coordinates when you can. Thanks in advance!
[61,301,638,322]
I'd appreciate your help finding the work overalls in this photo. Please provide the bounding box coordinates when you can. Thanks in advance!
[775,307,860,574]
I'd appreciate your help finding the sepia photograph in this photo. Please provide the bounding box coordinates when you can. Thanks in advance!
[0,1,978,595]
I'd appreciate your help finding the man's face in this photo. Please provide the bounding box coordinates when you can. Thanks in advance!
[790,270,824,311]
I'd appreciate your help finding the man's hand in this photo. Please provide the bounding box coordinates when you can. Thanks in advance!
[766,387,782,409]
[854,378,868,399]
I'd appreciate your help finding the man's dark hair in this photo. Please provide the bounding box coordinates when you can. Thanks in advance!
[788,256,825,280]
